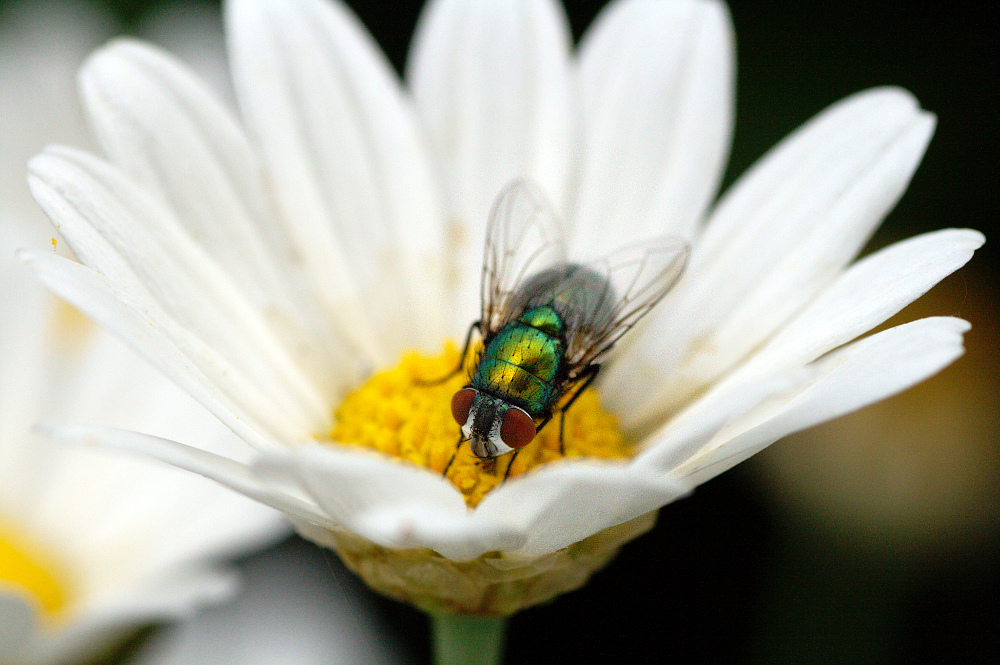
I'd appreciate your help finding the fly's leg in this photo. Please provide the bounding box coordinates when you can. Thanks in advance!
[417,321,480,386]
[556,364,601,456]
[502,450,520,482]
[452,320,481,378]
[559,410,567,456]
[441,433,464,478]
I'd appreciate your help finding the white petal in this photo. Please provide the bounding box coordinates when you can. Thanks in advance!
[23,250,298,449]
[79,40,263,256]
[24,252,283,450]
[633,364,815,472]
[677,316,970,485]
[342,458,687,560]
[733,228,984,378]
[697,88,928,271]
[53,566,241,664]
[51,457,287,578]
[408,0,574,322]
[473,461,687,557]
[79,39,353,401]
[260,445,476,552]
[14,563,245,665]
[40,324,257,464]
[572,0,734,253]
[227,0,446,357]
[31,441,284,576]
[627,228,981,431]
[27,148,329,440]
[263,446,526,560]
[680,108,936,380]
[350,506,525,562]
[607,87,936,419]
[79,566,240,623]
[39,422,328,528]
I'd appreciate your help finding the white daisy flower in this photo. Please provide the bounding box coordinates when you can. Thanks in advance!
[0,239,284,664]
[1,6,286,663]
[22,0,982,624]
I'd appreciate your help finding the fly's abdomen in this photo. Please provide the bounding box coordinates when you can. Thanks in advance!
[474,322,563,415]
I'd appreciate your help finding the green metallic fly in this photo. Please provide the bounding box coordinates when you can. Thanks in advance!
[445,180,689,477]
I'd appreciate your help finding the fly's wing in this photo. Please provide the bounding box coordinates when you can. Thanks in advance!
[562,237,689,371]
[481,180,567,335]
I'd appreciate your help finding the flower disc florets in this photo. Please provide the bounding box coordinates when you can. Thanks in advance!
[329,344,633,506]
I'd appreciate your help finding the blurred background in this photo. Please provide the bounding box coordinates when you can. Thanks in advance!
[2,0,996,662]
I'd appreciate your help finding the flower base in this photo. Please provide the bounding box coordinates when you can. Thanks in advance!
[292,511,657,616]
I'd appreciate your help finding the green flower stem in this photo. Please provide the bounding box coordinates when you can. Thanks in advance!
[431,614,508,665]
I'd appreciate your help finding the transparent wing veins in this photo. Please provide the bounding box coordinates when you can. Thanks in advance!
[564,237,689,372]
[478,179,688,387]
[481,180,566,335]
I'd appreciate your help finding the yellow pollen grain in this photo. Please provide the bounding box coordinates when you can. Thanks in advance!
[0,522,72,618]
[328,344,633,507]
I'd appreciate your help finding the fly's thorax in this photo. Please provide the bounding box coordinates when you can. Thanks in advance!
[517,306,563,337]
[474,322,563,414]
[509,264,617,333]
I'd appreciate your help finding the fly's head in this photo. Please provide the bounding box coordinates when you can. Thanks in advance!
[450,388,536,459]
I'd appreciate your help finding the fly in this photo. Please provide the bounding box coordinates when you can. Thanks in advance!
[443,180,689,479]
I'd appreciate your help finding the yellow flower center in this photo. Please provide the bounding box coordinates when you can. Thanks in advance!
[329,344,632,507]
[0,521,72,619]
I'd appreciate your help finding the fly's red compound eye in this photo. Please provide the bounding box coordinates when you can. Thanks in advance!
[451,389,475,426]
[500,407,536,449]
